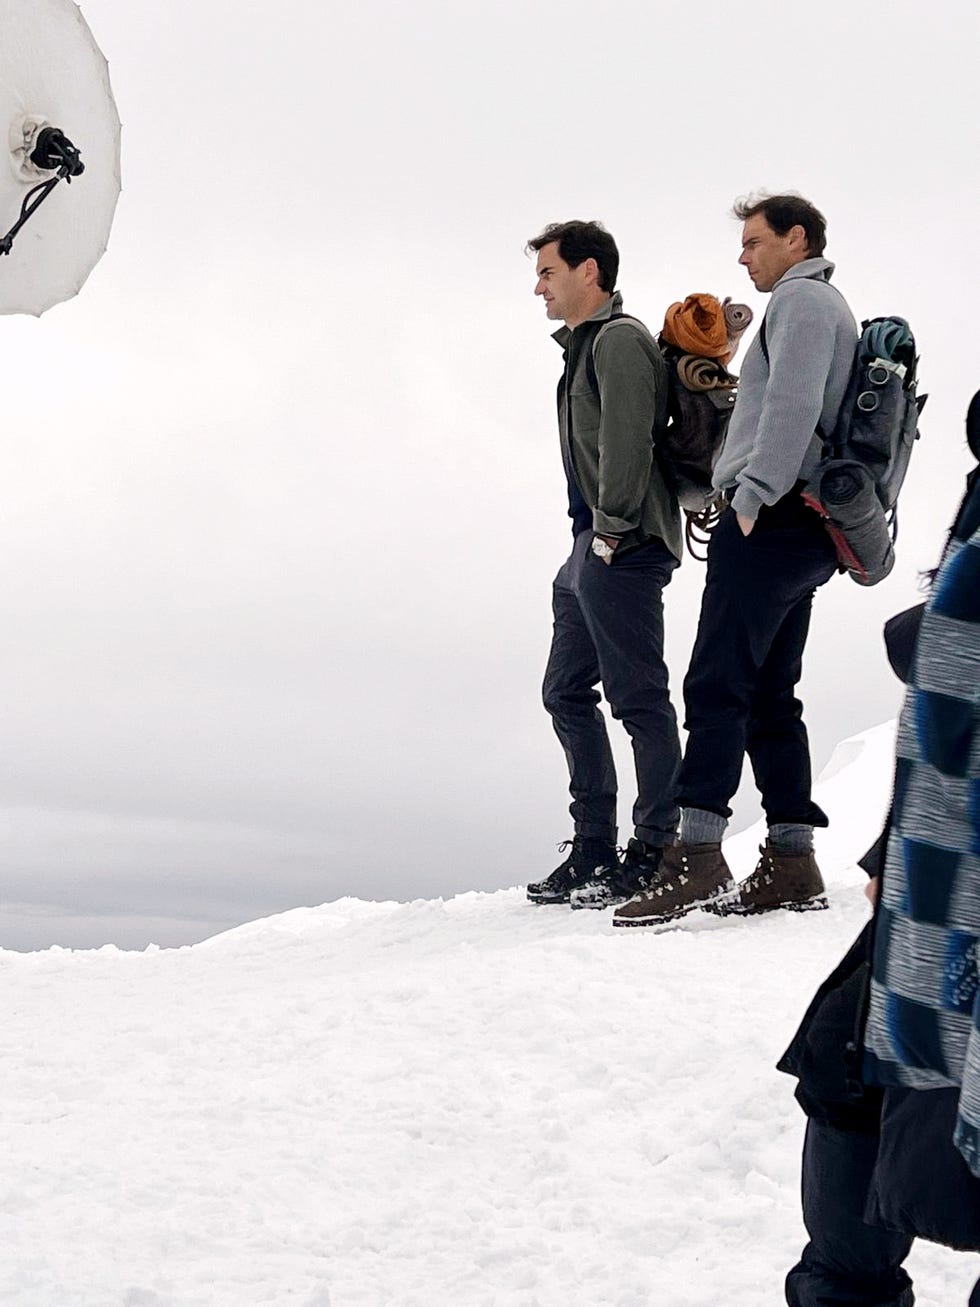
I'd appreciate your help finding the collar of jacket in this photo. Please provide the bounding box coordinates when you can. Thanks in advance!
[550,290,624,351]
[771,256,836,291]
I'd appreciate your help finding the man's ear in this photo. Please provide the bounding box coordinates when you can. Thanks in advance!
[789,224,808,253]
[582,256,600,286]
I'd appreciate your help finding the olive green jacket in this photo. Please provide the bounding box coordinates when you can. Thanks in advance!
[553,292,682,560]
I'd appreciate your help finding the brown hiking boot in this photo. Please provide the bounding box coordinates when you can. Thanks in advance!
[612,841,734,928]
[704,842,829,916]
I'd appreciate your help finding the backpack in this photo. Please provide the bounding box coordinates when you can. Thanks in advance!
[658,341,736,512]
[761,315,927,586]
[586,311,739,516]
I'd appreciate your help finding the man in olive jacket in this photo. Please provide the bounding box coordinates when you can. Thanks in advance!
[524,220,683,911]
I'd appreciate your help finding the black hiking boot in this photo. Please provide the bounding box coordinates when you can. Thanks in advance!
[568,838,664,911]
[704,842,829,916]
[612,841,734,927]
[526,836,618,905]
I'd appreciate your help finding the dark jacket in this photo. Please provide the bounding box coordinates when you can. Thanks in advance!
[553,292,682,560]
[778,450,980,1251]
[778,922,980,1251]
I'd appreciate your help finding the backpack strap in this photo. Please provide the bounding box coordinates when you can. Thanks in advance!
[584,311,639,395]
[758,316,769,366]
[584,311,699,545]
[756,313,830,449]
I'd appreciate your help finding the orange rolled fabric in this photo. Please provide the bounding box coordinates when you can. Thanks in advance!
[662,293,731,363]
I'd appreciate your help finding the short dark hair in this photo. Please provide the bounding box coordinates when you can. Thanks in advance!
[526,220,619,292]
[967,388,980,461]
[732,192,827,257]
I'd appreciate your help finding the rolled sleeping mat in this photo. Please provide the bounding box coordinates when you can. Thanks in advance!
[721,297,753,364]
[722,299,753,335]
[802,459,895,586]
[861,317,913,369]
[676,354,733,392]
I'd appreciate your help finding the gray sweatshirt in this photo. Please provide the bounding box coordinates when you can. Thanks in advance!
[713,258,858,519]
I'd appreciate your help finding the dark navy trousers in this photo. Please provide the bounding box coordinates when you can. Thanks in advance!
[786,1120,915,1307]
[678,499,838,824]
[786,1117,980,1306]
[543,530,680,847]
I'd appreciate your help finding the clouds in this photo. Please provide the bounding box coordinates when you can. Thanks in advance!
[0,0,976,948]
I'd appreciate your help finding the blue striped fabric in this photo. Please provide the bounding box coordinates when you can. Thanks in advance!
[863,528,980,1176]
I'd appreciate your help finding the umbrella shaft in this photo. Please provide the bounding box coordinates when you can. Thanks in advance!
[0,176,64,257]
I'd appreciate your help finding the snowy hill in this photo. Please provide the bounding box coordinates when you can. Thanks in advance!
[2,722,976,1307]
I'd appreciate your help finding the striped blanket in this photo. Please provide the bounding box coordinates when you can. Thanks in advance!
[862,523,980,1176]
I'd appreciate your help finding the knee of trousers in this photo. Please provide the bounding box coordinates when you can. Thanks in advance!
[597,654,671,717]
[683,648,757,716]
[682,681,755,730]
[605,690,675,726]
[542,677,601,719]
[746,705,806,738]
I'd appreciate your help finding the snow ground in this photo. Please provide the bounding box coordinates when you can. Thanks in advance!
[2,722,978,1306]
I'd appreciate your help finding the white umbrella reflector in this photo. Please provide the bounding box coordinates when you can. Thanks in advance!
[0,0,121,315]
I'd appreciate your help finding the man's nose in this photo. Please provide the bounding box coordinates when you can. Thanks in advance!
[534,279,545,295]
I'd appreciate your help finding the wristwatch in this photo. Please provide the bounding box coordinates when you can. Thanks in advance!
[591,536,616,559]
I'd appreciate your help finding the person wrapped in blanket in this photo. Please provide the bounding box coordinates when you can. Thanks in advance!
[778,388,980,1307]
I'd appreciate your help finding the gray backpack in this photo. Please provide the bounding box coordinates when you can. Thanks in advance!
[762,315,926,586]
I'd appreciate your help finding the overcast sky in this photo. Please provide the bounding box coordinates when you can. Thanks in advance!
[1,0,978,949]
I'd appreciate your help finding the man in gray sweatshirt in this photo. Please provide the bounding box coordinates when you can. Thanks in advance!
[614,194,857,928]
